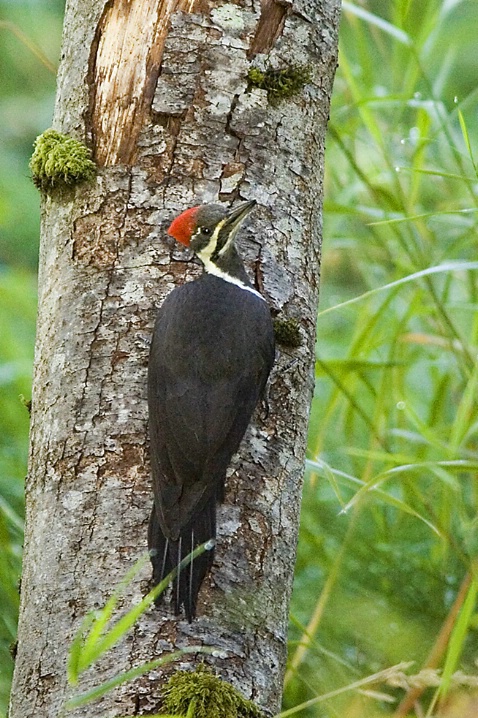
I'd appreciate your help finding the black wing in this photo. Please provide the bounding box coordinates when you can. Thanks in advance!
[148,275,275,540]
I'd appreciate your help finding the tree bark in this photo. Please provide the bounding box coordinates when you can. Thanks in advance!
[10,1,340,716]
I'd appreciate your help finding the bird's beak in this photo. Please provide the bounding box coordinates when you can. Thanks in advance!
[223,200,256,232]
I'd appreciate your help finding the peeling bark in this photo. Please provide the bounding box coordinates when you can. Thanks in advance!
[90,0,206,165]
[249,0,290,56]
[9,1,340,716]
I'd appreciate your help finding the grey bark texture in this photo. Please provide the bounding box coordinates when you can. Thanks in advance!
[9,1,340,716]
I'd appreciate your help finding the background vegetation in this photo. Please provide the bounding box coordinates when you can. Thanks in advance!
[1,1,478,716]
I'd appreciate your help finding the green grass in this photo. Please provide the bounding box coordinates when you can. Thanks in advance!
[0,268,35,711]
[2,1,478,717]
[0,2,58,711]
[284,1,478,716]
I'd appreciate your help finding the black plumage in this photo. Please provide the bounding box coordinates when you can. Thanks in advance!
[148,203,275,620]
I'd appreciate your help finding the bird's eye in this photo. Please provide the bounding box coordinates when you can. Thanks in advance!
[201,227,212,236]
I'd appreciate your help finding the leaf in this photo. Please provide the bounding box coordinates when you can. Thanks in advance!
[69,542,214,679]
[65,646,215,711]
[317,262,478,318]
[439,579,478,699]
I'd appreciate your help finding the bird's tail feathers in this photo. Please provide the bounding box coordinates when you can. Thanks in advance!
[148,502,216,621]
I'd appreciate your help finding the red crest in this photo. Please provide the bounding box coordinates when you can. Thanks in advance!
[167,206,200,246]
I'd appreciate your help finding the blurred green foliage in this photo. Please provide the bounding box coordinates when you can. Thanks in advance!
[0,0,62,269]
[0,269,36,711]
[0,0,63,710]
[284,1,478,716]
[2,1,478,717]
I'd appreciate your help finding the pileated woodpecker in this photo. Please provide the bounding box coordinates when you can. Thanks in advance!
[148,201,275,620]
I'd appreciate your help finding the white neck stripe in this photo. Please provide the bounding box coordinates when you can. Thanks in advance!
[202,259,265,301]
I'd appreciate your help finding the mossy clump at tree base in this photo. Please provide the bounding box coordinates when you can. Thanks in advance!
[273,317,302,348]
[30,128,96,192]
[247,65,312,105]
[160,665,264,718]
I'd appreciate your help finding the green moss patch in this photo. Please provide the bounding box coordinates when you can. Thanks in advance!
[273,318,302,348]
[30,128,96,192]
[160,665,263,718]
[247,65,312,105]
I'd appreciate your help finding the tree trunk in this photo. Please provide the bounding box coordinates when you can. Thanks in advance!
[9,1,340,716]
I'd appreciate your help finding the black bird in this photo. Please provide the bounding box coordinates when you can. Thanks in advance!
[148,201,275,620]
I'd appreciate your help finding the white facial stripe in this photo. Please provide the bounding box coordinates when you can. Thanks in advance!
[195,218,226,263]
[202,258,265,301]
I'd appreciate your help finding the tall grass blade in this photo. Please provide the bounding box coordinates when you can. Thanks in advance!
[65,646,216,711]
